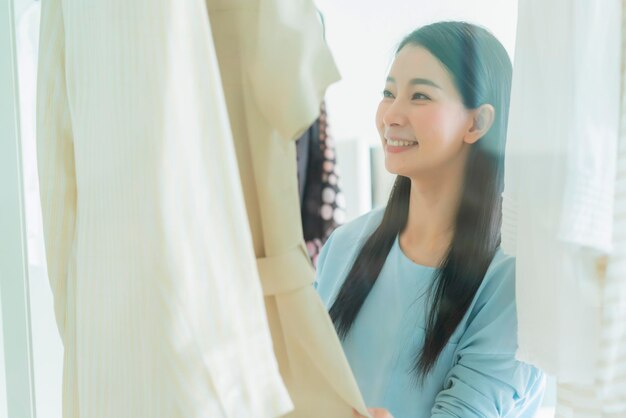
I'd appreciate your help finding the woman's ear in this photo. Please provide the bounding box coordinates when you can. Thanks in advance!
[463,104,495,144]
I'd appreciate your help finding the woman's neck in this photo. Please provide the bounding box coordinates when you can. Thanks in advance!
[399,162,465,265]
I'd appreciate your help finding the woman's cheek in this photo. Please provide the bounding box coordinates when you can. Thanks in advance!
[416,106,462,146]
[409,107,445,143]
[375,102,388,132]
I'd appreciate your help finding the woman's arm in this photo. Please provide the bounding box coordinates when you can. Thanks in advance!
[430,257,546,417]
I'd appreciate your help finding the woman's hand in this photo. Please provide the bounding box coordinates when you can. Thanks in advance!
[352,407,394,418]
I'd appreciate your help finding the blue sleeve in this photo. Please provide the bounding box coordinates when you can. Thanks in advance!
[431,256,546,417]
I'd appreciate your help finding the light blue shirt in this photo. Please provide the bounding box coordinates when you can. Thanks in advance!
[315,208,545,418]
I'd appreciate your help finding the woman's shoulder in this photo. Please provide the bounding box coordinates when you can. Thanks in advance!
[325,205,386,247]
[477,248,516,303]
[315,206,386,306]
[453,248,518,349]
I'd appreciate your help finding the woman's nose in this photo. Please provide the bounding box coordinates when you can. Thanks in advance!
[382,100,408,127]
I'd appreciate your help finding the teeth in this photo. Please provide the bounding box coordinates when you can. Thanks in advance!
[387,139,417,147]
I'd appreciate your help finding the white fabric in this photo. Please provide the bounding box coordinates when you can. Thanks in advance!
[502,0,621,383]
[556,3,626,414]
[17,1,45,267]
[36,0,292,417]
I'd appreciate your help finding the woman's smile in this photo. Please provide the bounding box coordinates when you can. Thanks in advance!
[384,136,419,153]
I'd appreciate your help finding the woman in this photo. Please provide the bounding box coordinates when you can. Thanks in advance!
[316,22,546,418]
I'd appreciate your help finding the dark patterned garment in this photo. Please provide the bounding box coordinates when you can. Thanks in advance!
[296,101,346,268]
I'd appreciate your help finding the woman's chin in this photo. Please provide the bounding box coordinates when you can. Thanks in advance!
[384,161,412,178]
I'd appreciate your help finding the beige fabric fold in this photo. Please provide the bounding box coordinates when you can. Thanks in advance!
[208,0,370,416]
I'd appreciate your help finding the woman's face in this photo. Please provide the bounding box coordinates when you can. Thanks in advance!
[376,45,475,179]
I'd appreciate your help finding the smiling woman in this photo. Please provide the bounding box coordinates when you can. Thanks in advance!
[378,42,495,184]
[316,22,546,418]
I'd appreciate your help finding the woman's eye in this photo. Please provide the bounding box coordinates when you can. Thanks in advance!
[412,93,430,100]
[382,90,395,99]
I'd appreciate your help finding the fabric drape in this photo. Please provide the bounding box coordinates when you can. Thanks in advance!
[207,0,370,416]
[36,0,291,416]
[18,1,45,267]
[555,2,626,416]
[502,0,621,384]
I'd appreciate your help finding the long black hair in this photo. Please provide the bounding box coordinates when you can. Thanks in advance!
[329,21,513,380]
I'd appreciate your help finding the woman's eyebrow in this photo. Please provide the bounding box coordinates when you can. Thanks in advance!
[386,76,442,89]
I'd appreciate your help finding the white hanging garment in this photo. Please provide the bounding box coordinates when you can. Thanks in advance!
[556,2,626,415]
[36,0,292,417]
[502,0,621,383]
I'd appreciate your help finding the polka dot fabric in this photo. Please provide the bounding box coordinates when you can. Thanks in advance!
[296,101,346,268]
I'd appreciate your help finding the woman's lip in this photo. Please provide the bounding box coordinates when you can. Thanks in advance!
[385,141,418,154]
